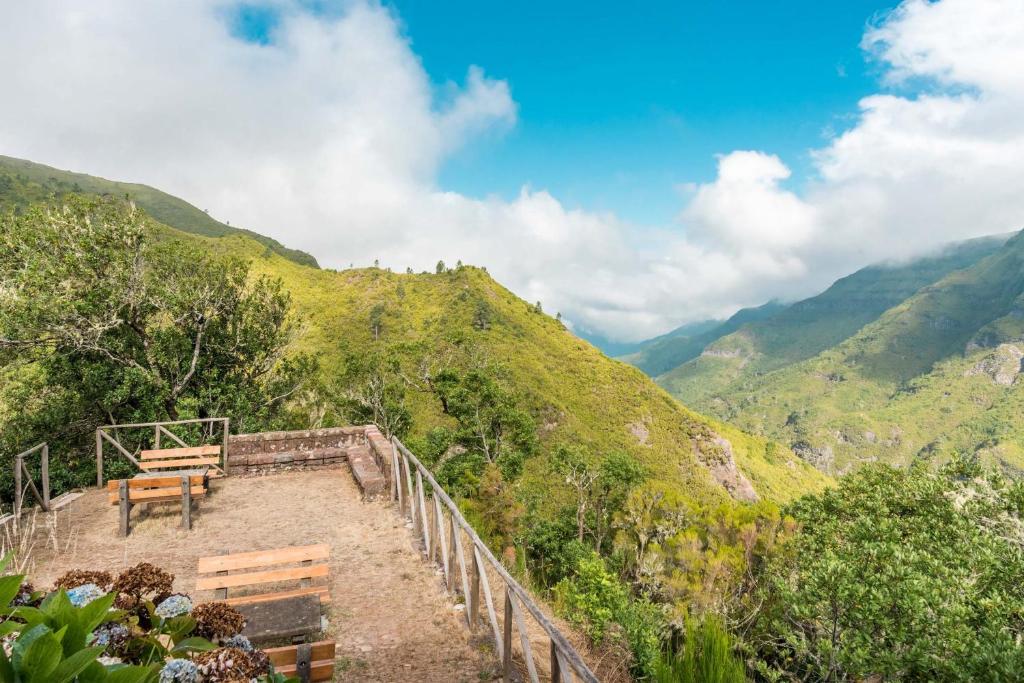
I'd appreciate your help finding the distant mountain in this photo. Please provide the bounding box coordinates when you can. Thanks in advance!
[0,155,318,268]
[658,233,1009,404]
[619,302,786,376]
[577,319,721,358]
[657,231,1024,475]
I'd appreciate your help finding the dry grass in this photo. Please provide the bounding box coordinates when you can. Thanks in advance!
[1,508,78,577]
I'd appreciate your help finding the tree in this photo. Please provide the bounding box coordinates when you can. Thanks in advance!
[748,460,1024,682]
[0,196,315,494]
[435,260,446,274]
[332,346,411,439]
[551,446,645,547]
[369,303,385,340]
[431,367,536,480]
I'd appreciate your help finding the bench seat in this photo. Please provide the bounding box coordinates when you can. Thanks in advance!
[196,544,331,607]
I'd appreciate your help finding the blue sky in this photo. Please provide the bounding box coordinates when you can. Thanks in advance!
[230,1,893,226]
[10,0,1020,341]
[388,1,893,226]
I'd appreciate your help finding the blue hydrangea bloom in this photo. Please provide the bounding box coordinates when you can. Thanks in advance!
[67,583,105,607]
[159,658,199,683]
[91,622,129,647]
[222,634,253,651]
[155,594,194,619]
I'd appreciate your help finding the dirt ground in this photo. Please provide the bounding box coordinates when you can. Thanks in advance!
[29,468,498,682]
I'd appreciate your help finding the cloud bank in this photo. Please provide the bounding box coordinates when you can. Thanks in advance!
[1,0,1023,341]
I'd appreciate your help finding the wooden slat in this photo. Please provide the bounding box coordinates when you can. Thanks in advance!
[264,641,336,665]
[108,486,206,504]
[108,475,204,490]
[222,586,331,606]
[270,660,334,681]
[140,457,219,470]
[140,445,220,460]
[195,564,329,591]
[198,544,330,573]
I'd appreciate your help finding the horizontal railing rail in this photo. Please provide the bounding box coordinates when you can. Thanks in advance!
[12,443,50,514]
[95,417,230,487]
[392,437,598,683]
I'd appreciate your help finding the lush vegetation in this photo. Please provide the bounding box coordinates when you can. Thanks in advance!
[0,197,316,500]
[0,555,293,681]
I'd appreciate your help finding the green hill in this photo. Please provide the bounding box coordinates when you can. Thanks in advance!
[0,155,318,268]
[211,235,829,507]
[619,301,785,375]
[666,230,1024,475]
[658,234,1008,404]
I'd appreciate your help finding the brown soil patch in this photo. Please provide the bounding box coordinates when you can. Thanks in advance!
[30,469,496,682]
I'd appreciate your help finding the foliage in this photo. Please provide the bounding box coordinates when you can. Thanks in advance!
[0,196,317,500]
[332,346,412,439]
[431,366,537,481]
[0,555,290,683]
[746,460,1024,681]
[653,615,746,683]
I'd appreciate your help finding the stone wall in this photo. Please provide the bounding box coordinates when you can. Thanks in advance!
[226,425,393,500]
[226,427,364,473]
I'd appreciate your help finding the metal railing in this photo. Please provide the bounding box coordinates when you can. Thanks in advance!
[12,443,50,514]
[95,418,230,487]
[391,437,598,683]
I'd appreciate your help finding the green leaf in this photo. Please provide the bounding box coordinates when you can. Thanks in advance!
[78,593,117,635]
[0,575,24,611]
[169,636,216,654]
[0,641,15,683]
[20,629,62,683]
[50,646,104,683]
[0,552,13,575]
[105,664,160,683]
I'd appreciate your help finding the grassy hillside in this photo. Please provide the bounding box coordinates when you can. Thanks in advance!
[659,234,1008,404]
[203,234,828,507]
[675,230,1024,476]
[0,155,318,268]
[619,302,785,376]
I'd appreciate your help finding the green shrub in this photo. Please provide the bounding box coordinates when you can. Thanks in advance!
[653,615,745,683]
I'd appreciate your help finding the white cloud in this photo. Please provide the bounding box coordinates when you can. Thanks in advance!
[1,0,1023,343]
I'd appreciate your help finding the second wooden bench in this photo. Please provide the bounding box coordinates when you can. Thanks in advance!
[195,544,331,606]
[111,475,206,536]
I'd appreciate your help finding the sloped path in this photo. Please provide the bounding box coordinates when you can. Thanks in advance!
[31,469,496,682]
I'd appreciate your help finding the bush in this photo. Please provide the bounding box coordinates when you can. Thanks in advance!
[653,615,746,683]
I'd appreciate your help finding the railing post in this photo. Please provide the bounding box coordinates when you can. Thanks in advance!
[155,425,161,450]
[435,496,450,588]
[41,444,50,511]
[470,546,481,631]
[96,429,103,488]
[503,587,514,682]
[551,641,562,683]
[222,418,230,476]
[404,455,417,527]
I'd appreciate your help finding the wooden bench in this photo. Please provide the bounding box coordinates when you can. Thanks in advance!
[113,475,205,536]
[139,445,224,477]
[264,640,336,682]
[107,473,206,504]
[195,544,331,607]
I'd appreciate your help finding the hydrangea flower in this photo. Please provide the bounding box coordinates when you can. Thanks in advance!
[159,658,199,683]
[222,634,253,652]
[67,583,106,607]
[97,655,123,666]
[155,594,193,619]
[91,622,130,650]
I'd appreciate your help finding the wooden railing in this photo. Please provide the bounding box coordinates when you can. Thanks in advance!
[391,437,598,683]
[95,418,230,487]
[12,443,50,514]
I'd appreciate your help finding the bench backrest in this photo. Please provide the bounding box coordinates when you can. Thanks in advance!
[107,475,206,503]
[139,445,221,472]
[264,640,336,682]
[196,544,330,605]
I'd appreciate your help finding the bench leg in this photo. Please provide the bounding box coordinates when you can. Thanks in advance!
[181,476,192,530]
[295,643,312,683]
[118,481,131,537]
